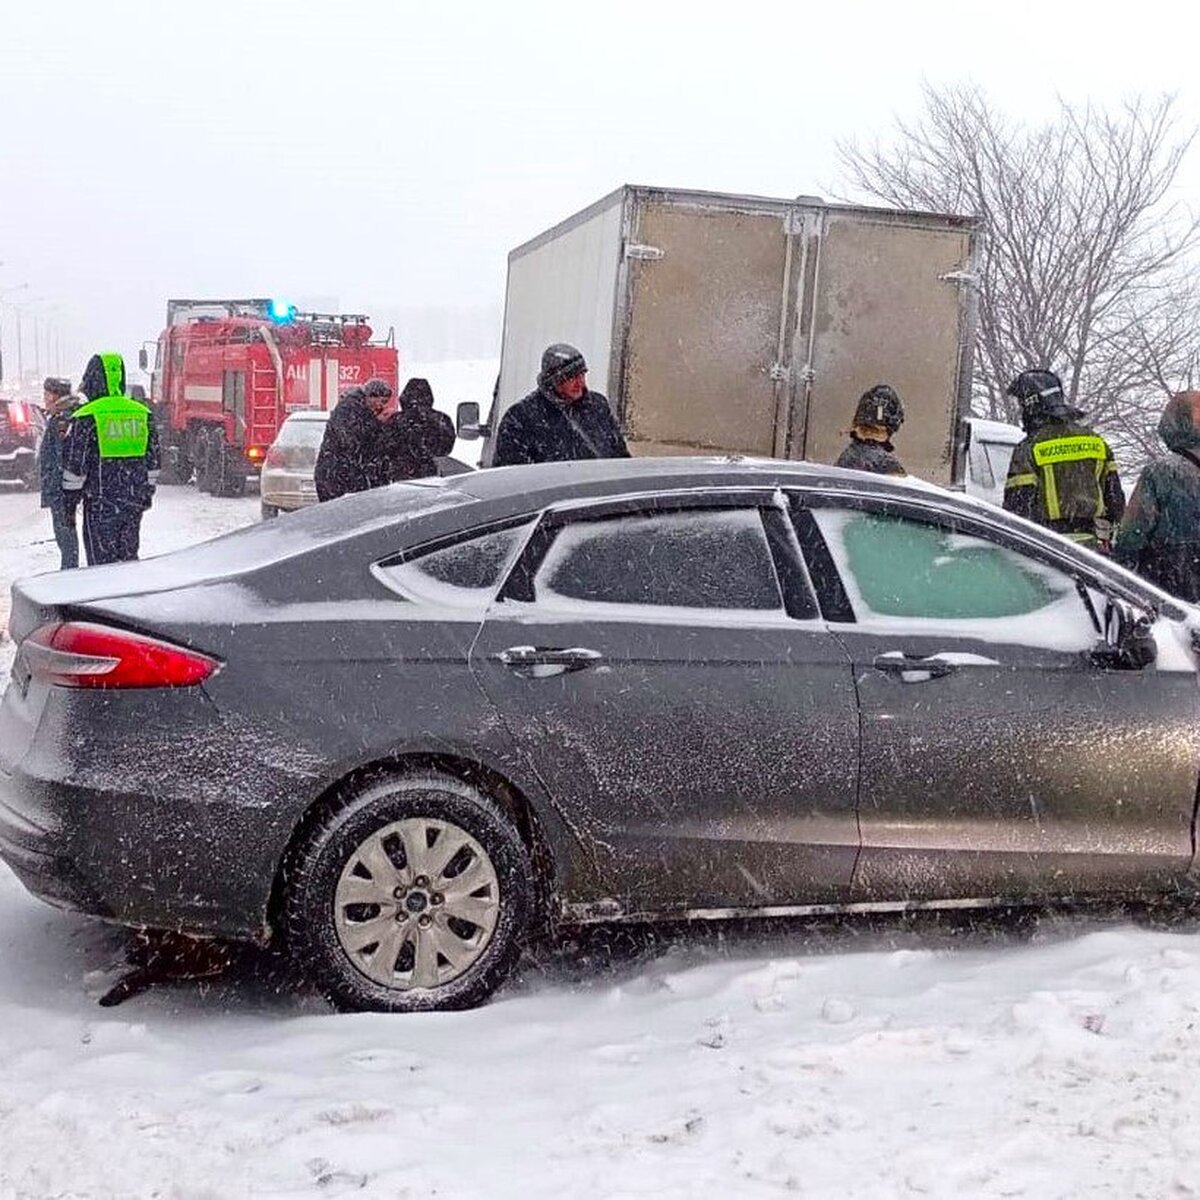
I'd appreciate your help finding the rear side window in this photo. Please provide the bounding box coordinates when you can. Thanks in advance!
[375,521,533,606]
[277,418,328,448]
[533,509,783,613]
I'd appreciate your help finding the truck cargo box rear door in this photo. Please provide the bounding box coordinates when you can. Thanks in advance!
[799,214,974,485]
[622,202,790,457]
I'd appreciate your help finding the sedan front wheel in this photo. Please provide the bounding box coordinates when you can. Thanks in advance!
[282,772,533,1012]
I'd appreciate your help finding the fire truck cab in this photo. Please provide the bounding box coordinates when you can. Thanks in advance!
[144,298,398,495]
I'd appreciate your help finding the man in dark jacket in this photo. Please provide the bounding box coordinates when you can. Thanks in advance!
[492,344,630,467]
[380,377,456,481]
[835,384,907,476]
[313,381,390,501]
[38,376,81,568]
[62,352,160,565]
[1113,391,1200,600]
[1002,369,1124,550]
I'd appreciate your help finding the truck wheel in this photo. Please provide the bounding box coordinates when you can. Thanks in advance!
[261,501,279,520]
[194,432,215,493]
[158,444,192,486]
[281,772,533,1013]
[213,439,247,498]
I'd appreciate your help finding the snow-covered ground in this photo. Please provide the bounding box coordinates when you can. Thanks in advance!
[4,431,1200,1196]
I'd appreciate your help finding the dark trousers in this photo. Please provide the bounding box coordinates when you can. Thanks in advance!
[48,503,79,570]
[82,501,143,566]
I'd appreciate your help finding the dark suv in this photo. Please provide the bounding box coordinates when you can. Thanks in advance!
[0,398,44,489]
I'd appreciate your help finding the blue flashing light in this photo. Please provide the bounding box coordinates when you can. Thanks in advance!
[268,298,297,324]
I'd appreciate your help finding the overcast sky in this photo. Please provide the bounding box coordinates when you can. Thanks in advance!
[1,0,1196,384]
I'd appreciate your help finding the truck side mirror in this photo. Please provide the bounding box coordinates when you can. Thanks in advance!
[1092,598,1156,670]
[138,348,149,371]
[456,401,486,439]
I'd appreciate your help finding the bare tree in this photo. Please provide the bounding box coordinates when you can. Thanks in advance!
[838,85,1200,467]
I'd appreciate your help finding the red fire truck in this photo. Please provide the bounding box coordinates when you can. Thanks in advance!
[142,298,399,495]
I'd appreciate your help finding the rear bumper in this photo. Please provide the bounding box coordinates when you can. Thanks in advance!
[0,679,313,942]
[0,782,112,916]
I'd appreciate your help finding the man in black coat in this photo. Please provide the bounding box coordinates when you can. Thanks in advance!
[38,376,82,568]
[379,378,456,482]
[492,344,630,467]
[314,382,389,501]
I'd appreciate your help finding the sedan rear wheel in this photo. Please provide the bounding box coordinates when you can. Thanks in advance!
[282,772,532,1012]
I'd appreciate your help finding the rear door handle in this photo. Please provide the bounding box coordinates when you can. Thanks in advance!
[872,653,957,681]
[494,646,605,676]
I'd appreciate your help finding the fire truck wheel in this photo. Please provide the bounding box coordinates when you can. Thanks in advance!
[214,441,247,498]
[193,432,215,493]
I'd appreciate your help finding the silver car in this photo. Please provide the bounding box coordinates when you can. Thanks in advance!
[260,409,472,520]
[260,410,328,519]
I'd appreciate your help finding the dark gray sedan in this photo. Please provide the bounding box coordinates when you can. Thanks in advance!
[2,458,1198,1011]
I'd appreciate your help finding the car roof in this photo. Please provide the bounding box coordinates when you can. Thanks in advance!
[282,410,330,422]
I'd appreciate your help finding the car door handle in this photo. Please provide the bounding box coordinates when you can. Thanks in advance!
[493,646,605,675]
[872,653,957,681]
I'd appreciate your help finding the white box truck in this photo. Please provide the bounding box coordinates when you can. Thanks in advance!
[461,184,1020,496]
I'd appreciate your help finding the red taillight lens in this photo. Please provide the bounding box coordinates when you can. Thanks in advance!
[22,622,220,689]
[9,402,27,427]
[247,445,265,462]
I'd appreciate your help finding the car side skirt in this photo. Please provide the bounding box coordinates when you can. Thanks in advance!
[558,892,1152,926]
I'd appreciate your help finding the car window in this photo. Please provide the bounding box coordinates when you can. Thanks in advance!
[376,521,534,606]
[533,508,784,614]
[278,418,327,448]
[808,506,1095,647]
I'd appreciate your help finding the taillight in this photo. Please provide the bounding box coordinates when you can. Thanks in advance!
[9,402,27,428]
[247,445,265,462]
[22,622,219,689]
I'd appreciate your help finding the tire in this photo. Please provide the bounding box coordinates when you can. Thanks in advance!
[261,501,280,520]
[213,438,247,497]
[194,431,214,493]
[282,772,533,1013]
[158,444,192,486]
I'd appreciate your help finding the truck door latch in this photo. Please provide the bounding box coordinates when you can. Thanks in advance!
[624,243,664,261]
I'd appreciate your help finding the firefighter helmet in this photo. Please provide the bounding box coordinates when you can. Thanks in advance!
[852,384,905,434]
[1006,369,1082,429]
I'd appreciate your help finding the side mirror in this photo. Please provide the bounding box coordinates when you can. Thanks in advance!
[1092,598,1156,670]
[138,348,149,371]
[456,400,486,440]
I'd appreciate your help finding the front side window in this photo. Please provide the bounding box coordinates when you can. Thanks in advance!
[532,508,784,615]
[809,506,1094,648]
[376,521,533,607]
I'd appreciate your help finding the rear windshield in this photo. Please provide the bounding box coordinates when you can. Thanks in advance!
[278,417,328,447]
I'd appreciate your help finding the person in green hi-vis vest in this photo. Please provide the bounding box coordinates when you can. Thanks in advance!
[62,352,160,565]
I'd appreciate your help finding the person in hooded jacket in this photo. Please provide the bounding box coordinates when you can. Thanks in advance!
[62,352,160,565]
[492,344,629,467]
[379,378,456,481]
[38,376,82,569]
[1113,392,1200,601]
[313,380,390,501]
[1002,369,1124,550]
[835,384,907,475]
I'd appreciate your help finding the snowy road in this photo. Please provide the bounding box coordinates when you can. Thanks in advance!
[3,483,1200,1197]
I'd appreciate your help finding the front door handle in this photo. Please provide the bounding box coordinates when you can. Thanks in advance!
[494,646,605,676]
[872,653,957,681]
